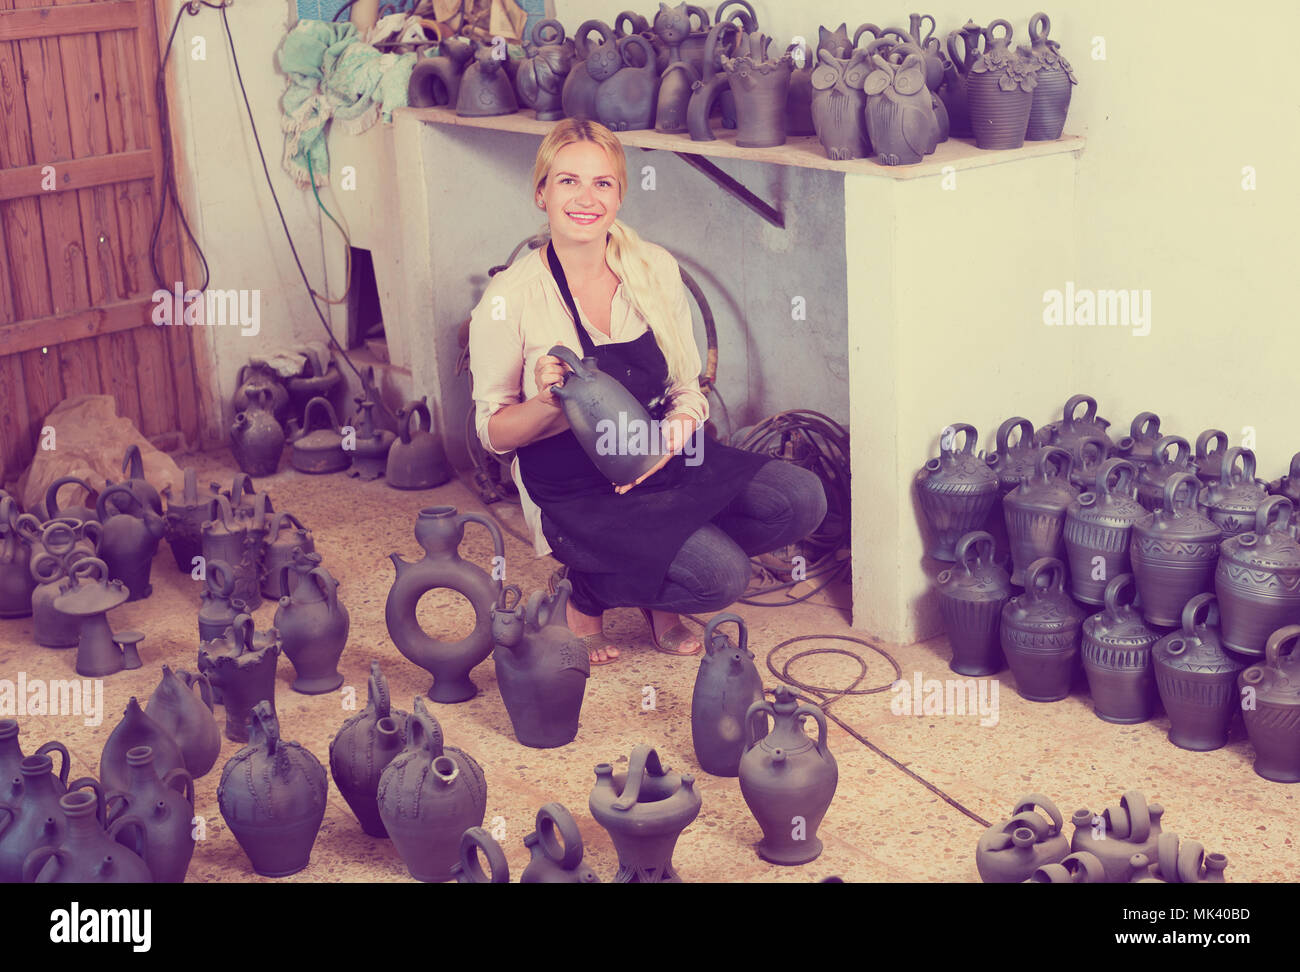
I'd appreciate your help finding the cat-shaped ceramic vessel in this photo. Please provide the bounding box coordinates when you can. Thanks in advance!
[595,34,660,130]
[786,23,853,137]
[455,42,518,117]
[562,20,616,120]
[516,19,575,121]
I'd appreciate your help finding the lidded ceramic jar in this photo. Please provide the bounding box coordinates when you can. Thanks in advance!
[1081,574,1161,724]
[1070,790,1165,882]
[1130,472,1223,628]
[1199,447,1269,537]
[1000,557,1085,702]
[936,531,1011,676]
[1136,436,1193,512]
[1064,458,1145,605]
[1238,625,1300,782]
[974,793,1068,883]
[1153,593,1244,751]
[916,423,999,561]
[1268,452,1300,507]
[1215,496,1300,656]
[329,660,408,838]
[1003,446,1077,585]
[986,416,1040,495]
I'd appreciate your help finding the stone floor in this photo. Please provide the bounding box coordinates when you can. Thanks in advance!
[0,449,1291,882]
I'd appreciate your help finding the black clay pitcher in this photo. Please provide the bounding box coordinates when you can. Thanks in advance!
[1003,446,1077,585]
[329,660,409,838]
[1024,12,1076,141]
[274,551,349,695]
[1198,447,1268,537]
[1070,791,1164,882]
[386,506,505,703]
[99,697,187,796]
[197,559,243,644]
[516,19,575,121]
[202,495,261,612]
[104,745,195,883]
[935,531,1011,676]
[95,485,165,601]
[987,417,1040,496]
[197,613,280,743]
[1215,496,1300,656]
[162,468,215,572]
[1080,574,1161,724]
[1239,625,1300,782]
[1001,558,1085,702]
[521,803,601,883]
[1136,436,1193,512]
[377,698,488,882]
[24,788,151,884]
[386,398,452,490]
[1064,458,1145,605]
[589,744,701,882]
[739,687,837,865]
[974,794,1068,883]
[491,581,591,748]
[261,512,315,599]
[1131,473,1223,628]
[690,612,766,776]
[916,423,999,561]
[0,754,99,883]
[1153,593,1244,752]
[146,665,220,779]
[218,701,328,877]
[547,344,668,486]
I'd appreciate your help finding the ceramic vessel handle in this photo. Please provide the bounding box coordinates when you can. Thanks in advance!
[1024,557,1065,597]
[34,740,71,787]
[955,531,995,573]
[163,767,196,807]
[573,19,609,58]
[68,776,106,826]
[69,556,109,585]
[39,521,77,558]
[545,344,588,385]
[535,802,584,868]
[407,700,445,758]
[30,551,64,585]
[702,20,740,77]
[945,29,969,73]
[985,18,1013,46]
[1028,12,1051,45]
[107,814,149,860]
[21,846,65,883]
[1289,452,1300,481]
[716,0,756,30]
[1218,446,1245,485]
[611,744,666,811]
[228,613,255,651]
[795,700,830,754]
[879,25,913,46]
[1097,458,1137,498]
[531,17,565,47]
[181,670,215,712]
[267,510,307,544]
[79,519,104,554]
[853,22,882,48]
[367,660,390,718]
[1151,435,1190,470]
[1118,791,1152,844]
[703,612,747,658]
[205,493,235,531]
[1061,393,1096,428]
[617,33,655,68]
[683,4,709,29]
[1180,592,1219,634]
[1010,793,1063,836]
[914,13,936,44]
[95,484,143,522]
[1265,625,1300,668]
[613,11,645,36]
[943,422,978,456]
[1129,411,1159,441]
[1254,495,1294,536]
[206,559,235,598]
[122,443,145,480]
[1034,445,1072,484]
[743,697,775,750]
[1102,573,1136,621]
[995,416,1034,457]
[45,476,94,520]
[1194,429,1227,465]
[398,399,433,445]
[302,396,341,436]
[1161,472,1202,516]
[457,512,506,582]
[456,827,509,883]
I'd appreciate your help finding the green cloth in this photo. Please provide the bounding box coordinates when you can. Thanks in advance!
[278,20,417,188]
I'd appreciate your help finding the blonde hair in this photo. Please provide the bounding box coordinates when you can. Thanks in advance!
[531,119,696,389]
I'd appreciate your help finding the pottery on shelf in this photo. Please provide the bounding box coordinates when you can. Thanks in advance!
[684,20,746,141]
[939,20,983,137]
[386,505,505,703]
[274,551,348,695]
[809,47,871,160]
[1153,593,1244,752]
[386,397,452,490]
[936,531,1011,676]
[162,468,215,573]
[288,396,350,474]
[787,24,851,138]
[329,660,409,838]
[1024,12,1076,141]
[975,793,1068,883]
[451,827,511,883]
[1027,851,1106,883]
[1003,446,1077,586]
[516,19,574,121]
[1198,447,1269,537]
[378,698,488,883]
[99,697,187,796]
[592,33,659,131]
[1240,625,1300,782]
[739,687,837,865]
[690,611,766,775]
[965,19,1039,149]
[719,31,794,148]
[862,38,940,165]
[590,744,701,882]
[1130,472,1223,628]
[1064,458,1145,605]
[563,20,617,120]
[1081,574,1161,724]
[198,613,281,743]
[230,387,285,478]
[491,580,590,748]
[916,423,999,562]
[1000,557,1085,702]
[218,701,328,878]
[1140,833,1228,883]
[1136,435,1193,512]
[202,495,261,612]
[407,37,473,107]
[52,557,142,678]
[1215,496,1300,656]
[521,803,601,883]
[0,753,99,883]
[145,665,219,780]
[95,484,164,601]
[104,745,195,883]
[1070,791,1165,882]
[24,788,151,884]
[456,41,519,117]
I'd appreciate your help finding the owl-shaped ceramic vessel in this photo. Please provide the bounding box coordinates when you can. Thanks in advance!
[864,43,940,166]
[809,48,871,160]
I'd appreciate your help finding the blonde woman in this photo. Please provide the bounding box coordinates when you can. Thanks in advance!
[468,119,827,664]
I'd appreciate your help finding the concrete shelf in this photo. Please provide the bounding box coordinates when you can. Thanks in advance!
[401,105,1085,179]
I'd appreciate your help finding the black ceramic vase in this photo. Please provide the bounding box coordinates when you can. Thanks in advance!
[328,660,408,838]
[935,531,1011,676]
[589,744,700,883]
[690,612,766,776]
[1153,593,1244,752]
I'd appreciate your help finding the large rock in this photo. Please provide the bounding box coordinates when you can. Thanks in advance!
[18,395,185,517]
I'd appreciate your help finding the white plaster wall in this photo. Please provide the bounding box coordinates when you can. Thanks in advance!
[163,0,341,441]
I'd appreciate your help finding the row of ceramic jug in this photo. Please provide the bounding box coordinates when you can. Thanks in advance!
[975,791,1227,883]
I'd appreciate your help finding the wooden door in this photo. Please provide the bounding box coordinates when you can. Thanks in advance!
[0,0,201,485]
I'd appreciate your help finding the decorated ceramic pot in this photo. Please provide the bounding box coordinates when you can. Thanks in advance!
[916,423,999,561]
[1080,574,1160,724]
[1064,458,1145,605]
[1000,558,1085,702]
[1130,473,1223,628]
[1153,593,1244,752]
[936,531,1011,676]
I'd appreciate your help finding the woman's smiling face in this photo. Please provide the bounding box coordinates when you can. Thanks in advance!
[537,141,622,245]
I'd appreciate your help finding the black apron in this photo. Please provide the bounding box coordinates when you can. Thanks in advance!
[516,242,770,606]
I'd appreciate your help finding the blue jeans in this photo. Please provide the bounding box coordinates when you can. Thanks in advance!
[566,460,828,616]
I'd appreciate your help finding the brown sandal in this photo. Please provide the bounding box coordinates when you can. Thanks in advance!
[638,608,702,656]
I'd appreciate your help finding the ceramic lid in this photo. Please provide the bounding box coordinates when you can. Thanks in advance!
[1003,558,1085,628]
[1136,473,1222,542]
[1006,446,1077,511]
[1068,458,1145,524]
[1199,447,1268,516]
[919,423,998,491]
[936,531,1012,599]
[986,416,1039,490]
[1083,575,1158,648]
[51,558,129,616]
[1218,497,1300,573]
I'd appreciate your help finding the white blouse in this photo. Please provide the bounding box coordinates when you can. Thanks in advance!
[467,239,710,558]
